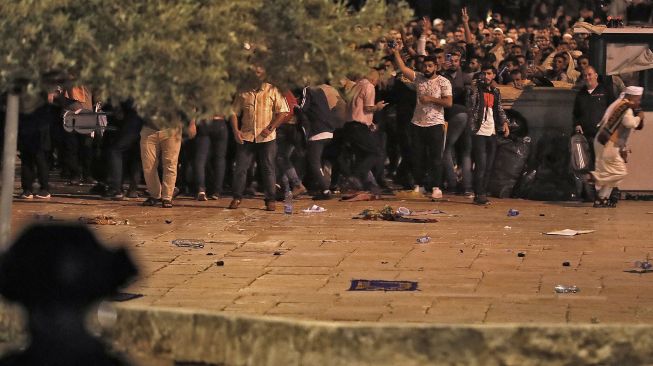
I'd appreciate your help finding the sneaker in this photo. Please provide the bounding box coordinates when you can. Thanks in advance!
[126,190,139,199]
[142,197,161,206]
[197,192,208,201]
[228,199,241,209]
[431,187,443,199]
[593,198,609,208]
[161,199,173,208]
[172,187,181,198]
[312,190,332,201]
[291,183,307,197]
[68,178,82,186]
[19,191,33,199]
[463,191,475,198]
[34,191,51,199]
[413,185,427,195]
[473,195,490,205]
[104,190,124,200]
[265,200,276,211]
[208,193,220,200]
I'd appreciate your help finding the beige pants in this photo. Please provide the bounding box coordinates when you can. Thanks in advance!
[140,126,182,200]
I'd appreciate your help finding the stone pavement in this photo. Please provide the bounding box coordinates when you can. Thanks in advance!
[9,190,653,326]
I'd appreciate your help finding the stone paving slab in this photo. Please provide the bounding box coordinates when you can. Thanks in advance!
[7,192,653,326]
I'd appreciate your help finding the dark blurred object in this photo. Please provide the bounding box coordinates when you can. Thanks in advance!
[0,223,138,366]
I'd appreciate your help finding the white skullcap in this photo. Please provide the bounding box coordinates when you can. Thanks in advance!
[505,37,514,43]
[433,18,444,26]
[562,33,573,40]
[493,28,504,34]
[624,86,644,96]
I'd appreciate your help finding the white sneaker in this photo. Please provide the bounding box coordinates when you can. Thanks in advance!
[431,187,443,199]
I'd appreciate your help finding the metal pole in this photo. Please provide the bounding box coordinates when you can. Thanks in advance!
[0,93,19,250]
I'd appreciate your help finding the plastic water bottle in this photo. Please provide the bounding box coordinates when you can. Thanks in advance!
[507,208,520,217]
[416,236,431,244]
[284,192,293,214]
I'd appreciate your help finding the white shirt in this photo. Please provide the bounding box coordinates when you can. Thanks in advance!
[411,73,452,127]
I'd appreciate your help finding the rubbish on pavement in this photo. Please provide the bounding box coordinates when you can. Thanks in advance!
[396,207,410,216]
[273,251,283,256]
[284,192,293,214]
[554,285,580,293]
[507,209,520,216]
[544,229,595,236]
[562,261,571,266]
[165,219,173,224]
[634,261,652,272]
[33,213,54,221]
[348,279,418,291]
[539,214,546,216]
[171,239,205,249]
[109,292,143,302]
[79,215,129,225]
[416,236,431,244]
[215,260,224,266]
[353,206,438,223]
[206,252,214,256]
[517,252,526,257]
[504,226,512,229]
[302,204,327,213]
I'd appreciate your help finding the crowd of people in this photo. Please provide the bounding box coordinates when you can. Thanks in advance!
[13,1,648,209]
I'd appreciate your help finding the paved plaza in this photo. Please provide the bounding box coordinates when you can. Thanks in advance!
[8,185,653,326]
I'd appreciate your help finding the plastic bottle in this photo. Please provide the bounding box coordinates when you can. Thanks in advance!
[416,236,431,244]
[284,191,293,214]
[507,209,520,217]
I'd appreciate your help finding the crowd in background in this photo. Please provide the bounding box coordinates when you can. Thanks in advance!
[10,0,651,208]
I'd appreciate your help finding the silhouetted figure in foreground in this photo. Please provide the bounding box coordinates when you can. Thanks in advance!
[0,224,138,366]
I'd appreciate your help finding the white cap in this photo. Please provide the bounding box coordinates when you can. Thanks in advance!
[433,18,444,26]
[505,37,514,44]
[562,33,573,40]
[624,86,644,96]
[493,28,504,34]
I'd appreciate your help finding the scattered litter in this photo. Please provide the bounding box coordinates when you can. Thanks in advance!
[591,317,600,324]
[216,260,224,266]
[109,292,143,302]
[517,252,526,257]
[539,214,546,217]
[544,229,595,236]
[562,261,570,267]
[396,207,411,216]
[349,279,418,291]
[459,249,464,253]
[171,239,205,249]
[206,252,214,256]
[353,206,438,223]
[33,213,53,221]
[273,251,283,256]
[79,215,129,225]
[504,226,512,230]
[381,261,388,264]
[507,209,520,217]
[554,285,580,293]
[302,204,327,213]
[631,261,653,273]
[165,219,173,224]
[416,236,431,244]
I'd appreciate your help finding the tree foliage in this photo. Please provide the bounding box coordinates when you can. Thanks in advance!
[0,0,411,124]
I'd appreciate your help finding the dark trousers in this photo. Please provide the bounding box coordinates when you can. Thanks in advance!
[194,121,228,195]
[275,124,302,192]
[410,123,445,188]
[107,132,141,192]
[63,131,94,179]
[306,139,331,192]
[443,112,472,192]
[343,122,383,189]
[232,140,277,201]
[472,134,497,196]
[20,149,49,192]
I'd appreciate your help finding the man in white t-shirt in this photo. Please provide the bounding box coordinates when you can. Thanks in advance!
[392,47,452,199]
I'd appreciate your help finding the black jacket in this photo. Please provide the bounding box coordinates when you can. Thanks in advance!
[298,85,345,139]
[466,83,508,134]
[572,82,614,138]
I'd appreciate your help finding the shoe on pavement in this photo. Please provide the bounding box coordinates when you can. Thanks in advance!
[228,199,241,209]
[103,190,124,200]
[431,187,443,199]
[19,191,33,199]
[126,190,139,198]
[473,195,490,205]
[463,191,474,198]
[35,191,51,199]
[197,192,208,201]
[312,190,332,200]
[142,197,161,206]
[413,185,427,195]
[291,183,307,197]
[265,200,276,211]
[162,199,173,208]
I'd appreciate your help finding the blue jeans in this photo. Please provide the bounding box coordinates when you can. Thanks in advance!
[472,134,497,196]
[275,124,302,192]
[443,112,472,192]
[194,121,228,195]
